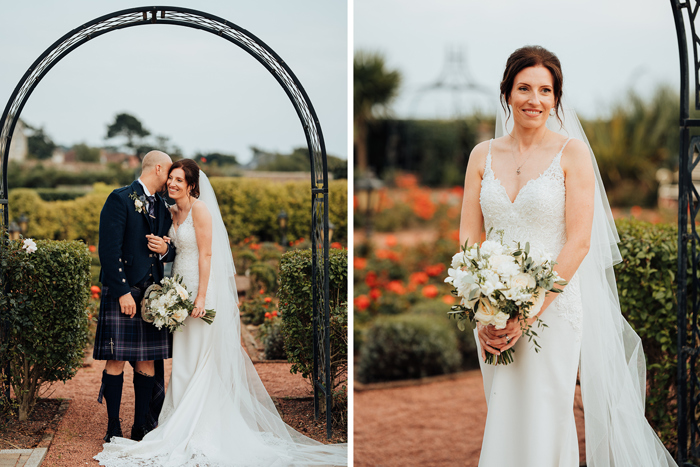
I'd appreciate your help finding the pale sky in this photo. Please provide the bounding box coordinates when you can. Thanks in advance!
[0,1,347,163]
[355,0,683,120]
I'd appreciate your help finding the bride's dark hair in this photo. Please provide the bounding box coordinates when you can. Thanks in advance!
[500,45,563,124]
[169,158,200,198]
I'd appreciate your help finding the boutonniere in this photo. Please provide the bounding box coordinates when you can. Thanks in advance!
[128,192,147,215]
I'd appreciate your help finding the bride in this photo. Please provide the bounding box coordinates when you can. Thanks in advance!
[461,45,677,466]
[95,158,347,466]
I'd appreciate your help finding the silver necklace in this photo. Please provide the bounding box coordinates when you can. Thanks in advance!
[510,132,547,175]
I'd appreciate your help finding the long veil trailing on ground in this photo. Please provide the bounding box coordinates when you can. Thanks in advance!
[96,171,347,466]
[496,101,677,466]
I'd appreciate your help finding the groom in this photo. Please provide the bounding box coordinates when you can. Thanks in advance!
[93,150,175,442]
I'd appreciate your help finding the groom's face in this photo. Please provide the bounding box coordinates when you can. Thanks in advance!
[156,160,173,193]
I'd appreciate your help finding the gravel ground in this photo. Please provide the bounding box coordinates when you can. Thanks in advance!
[42,350,315,465]
[354,370,585,467]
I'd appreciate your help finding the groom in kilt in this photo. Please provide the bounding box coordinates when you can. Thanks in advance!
[93,150,175,442]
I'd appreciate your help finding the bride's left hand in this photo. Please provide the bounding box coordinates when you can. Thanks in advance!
[486,318,524,352]
[192,296,206,318]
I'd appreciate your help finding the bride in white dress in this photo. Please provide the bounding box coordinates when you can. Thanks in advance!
[461,46,676,466]
[96,159,347,466]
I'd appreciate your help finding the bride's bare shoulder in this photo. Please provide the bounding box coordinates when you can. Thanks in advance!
[467,139,492,171]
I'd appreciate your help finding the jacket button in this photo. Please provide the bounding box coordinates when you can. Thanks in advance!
[119,268,122,272]
[149,273,153,277]
[119,258,122,262]
[122,279,126,283]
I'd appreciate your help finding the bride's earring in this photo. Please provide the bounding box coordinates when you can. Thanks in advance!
[549,108,555,116]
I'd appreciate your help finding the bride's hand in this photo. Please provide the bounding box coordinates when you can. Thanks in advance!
[477,323,502,361]
[192,296,206,319]
[485,318,524,352]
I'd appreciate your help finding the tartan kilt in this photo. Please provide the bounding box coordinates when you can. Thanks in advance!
[93,281,172,361]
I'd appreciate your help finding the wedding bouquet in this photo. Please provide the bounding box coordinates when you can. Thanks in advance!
[444,230,567,365]
[141,275,215,332]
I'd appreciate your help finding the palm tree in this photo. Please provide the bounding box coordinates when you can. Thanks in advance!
[354,51,401,174]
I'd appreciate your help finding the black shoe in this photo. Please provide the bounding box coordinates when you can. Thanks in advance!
[103,418,122,442]
[130,424,150,441]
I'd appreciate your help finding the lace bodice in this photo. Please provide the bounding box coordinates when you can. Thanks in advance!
[168,204,215,309]
[479,139,582,336]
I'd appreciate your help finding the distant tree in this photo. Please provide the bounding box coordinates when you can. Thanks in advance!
[26,125,56,160]
[105,113,150,158]
[354,51,401,174]
[252,146,345,176]
[73,143,101,162]
[194,152,239,166]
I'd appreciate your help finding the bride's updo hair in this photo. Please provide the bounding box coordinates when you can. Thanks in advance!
[169,158,200,198]
[500,45,563,122]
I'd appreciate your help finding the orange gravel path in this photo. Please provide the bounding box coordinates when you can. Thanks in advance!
[42,348,310,465]
[354,370,585,466]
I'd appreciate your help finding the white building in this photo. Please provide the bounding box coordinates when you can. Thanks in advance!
[8,120,27,162]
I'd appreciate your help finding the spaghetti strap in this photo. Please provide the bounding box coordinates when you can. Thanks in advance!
[483,139,494,173]
[558,137,573,155]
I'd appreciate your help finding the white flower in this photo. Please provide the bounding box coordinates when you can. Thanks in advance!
[509,273,536,291]
[528,247,552,266]
[22,238,37,253]
[492,311,510,330]
[479,270,504,297]
[524,288,547,318]
[172,308,188,322]
[480,240,503,257]
[134,199,143,210]
[451,252,466,269]
[175,284,189,301]
[489,254,520,279]
[474,296,499,326]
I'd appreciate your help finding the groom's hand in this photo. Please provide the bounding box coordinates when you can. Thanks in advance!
[119,292,137,318]
[146,234,169,255]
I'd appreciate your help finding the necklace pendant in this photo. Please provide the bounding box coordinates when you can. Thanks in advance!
[516,168,521,175]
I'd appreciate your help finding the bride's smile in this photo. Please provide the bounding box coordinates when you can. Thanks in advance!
[508,64,555,128]
[167,169,188,200]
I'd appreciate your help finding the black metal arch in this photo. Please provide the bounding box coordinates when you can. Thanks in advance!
[672,0,700,464]
[0,6,334,437]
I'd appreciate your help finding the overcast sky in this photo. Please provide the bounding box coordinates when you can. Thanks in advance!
[0,1,347,163]
[355,0,683,120]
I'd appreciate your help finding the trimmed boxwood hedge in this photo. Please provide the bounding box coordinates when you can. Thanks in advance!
[357,314,461,384]
[0,236,91,420]
[614,218,688,449]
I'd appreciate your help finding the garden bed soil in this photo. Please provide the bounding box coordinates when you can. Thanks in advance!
[354,370,585,466]
[0,398,67,450]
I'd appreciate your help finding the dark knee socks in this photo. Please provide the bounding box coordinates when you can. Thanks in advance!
[133,372,156,428]
[102,371,124,420]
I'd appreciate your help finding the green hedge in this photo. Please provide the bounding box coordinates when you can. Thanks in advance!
[0,236,91,420]
[8,178,347,245]
[357,314,461,384]
[614,218,687,449]
[278,248,347,422]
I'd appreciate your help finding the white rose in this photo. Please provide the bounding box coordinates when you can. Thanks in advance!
[135,199,143,209]
[510,273,536,291]
[474,296,499,326]
[524,288,547,318]
[492,311,510,330]
[22,238,37,253]
[172,308,188,322]
[479,270,504,297]
[175,284,189,301]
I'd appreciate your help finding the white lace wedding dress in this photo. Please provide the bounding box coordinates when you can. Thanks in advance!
[476,138,582,466]
[96,185,347,466]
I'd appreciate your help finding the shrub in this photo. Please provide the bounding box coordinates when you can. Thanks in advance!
[278,249,347,403]
[410,299,479,370]
[0,236,91,420]
[613,218,688,448]
[357,314,461,384]
[259,316,286,360]
[240,294,271,326]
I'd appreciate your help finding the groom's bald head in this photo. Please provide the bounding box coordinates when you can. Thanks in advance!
[140,150,172,193]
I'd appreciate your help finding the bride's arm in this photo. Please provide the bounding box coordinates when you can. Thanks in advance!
[460,141,501,360]
[459,141,489,246]
[192,201,213,318]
